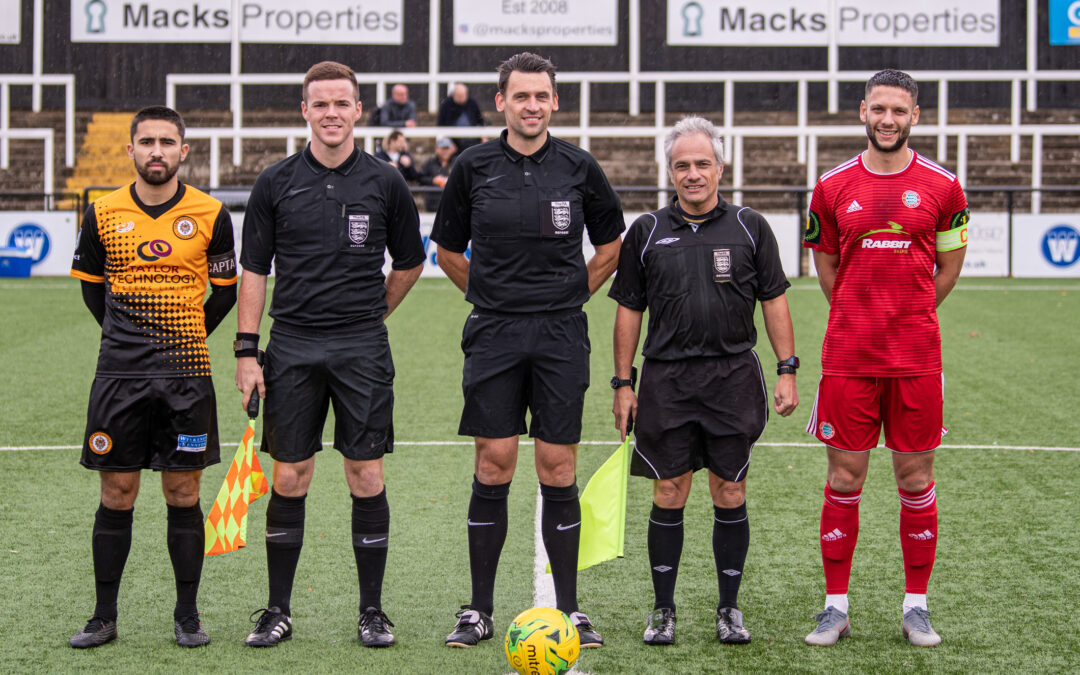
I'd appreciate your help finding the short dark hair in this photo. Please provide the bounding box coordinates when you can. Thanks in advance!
[865,69,918,105]
[303,61,360,102]
[386,130,404,143]
[497,52,557,95]
[130,106,185,141]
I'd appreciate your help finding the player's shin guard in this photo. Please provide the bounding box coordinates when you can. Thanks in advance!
[820,484,861,594]
[540,481,581,615]
[166,502,204,620]
[713,503,749,610]
[467,477,510,616]
[265,490,306,615]
[899,482,938,593]
[352,489,390,611]
[92,503,134,621]
[648,504,684,611]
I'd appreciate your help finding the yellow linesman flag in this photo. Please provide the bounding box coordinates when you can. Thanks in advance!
[204,420,269,555]
[546,437,631,573]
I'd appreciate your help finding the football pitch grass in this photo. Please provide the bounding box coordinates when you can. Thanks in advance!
[1,276,1078,673]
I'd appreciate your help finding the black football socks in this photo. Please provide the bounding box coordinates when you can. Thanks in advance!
[352,489,390,611]
[648,504,685,611]
[713,503,749,610]
[540,481,581,615]
[166,502,204,620]
[92,503,134,621]
[265,490,306,616]
[467,477,510,616]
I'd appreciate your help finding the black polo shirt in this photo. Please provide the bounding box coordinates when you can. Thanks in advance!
[240,145,424,332]
[430,130,624,313]
[608,196,790,361]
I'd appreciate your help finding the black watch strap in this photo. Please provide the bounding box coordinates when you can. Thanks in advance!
[777,356,799,375]
[611,365,638,391]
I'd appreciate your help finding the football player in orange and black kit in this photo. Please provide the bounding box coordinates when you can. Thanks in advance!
[68,106,237,649]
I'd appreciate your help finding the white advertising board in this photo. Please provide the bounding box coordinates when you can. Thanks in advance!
[0,212,78,277]
[454,0,618,46]
[667,0,999,47]
[0,0,20,44]
[962,213,1008,277]
[1011,214,1080,278]
[71,0,403,44]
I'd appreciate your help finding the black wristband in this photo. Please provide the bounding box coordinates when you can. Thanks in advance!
[234,332,260,358]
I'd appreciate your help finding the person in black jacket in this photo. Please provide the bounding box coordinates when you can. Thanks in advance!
[418,137,457,212]
[437,83,487,152]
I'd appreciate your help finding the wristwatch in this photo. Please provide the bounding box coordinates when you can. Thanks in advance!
[777,356,800,376]
[611,366,638,391]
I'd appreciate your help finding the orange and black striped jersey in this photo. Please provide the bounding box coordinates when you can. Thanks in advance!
[71,182,237,377]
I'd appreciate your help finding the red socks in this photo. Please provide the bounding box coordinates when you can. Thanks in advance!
[898,482,938,593]
[820,483,861,594]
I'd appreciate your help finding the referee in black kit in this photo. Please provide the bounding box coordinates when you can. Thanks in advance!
[609,116,799,646]
[432,52,624,649]
[234,61,424,648]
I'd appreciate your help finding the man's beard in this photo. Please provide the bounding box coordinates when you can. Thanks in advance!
[136,161,178,186]
[865,120,911,153]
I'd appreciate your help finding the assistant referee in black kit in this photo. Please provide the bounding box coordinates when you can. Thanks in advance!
[609,116,799,647]
[432,52,624,649]
[234,61,424,649]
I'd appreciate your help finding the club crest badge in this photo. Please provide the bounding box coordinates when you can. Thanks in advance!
[902,190,921,208]
[348,214,370,245]
[89,432,112,455]
[551,201,571,231]
[713,248,732,282]
[116,220,135,233]
[172,216,197,239]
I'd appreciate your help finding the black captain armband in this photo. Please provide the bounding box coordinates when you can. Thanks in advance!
[777,356,799,376]
[234,332,260,358]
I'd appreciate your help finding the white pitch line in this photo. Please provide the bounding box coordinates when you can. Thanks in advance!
[4,441,1079,452]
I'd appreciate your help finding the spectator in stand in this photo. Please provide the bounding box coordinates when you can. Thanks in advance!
[379,84,418,128]
[437,83,487,152]
[375,130,419,183]
[418,137,457,212]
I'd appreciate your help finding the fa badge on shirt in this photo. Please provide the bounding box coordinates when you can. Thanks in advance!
[349,214,370,246]
[542,200,572,237]
[713,248,732,283]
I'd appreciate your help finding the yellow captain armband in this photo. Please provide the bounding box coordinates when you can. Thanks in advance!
[936,224,969,252]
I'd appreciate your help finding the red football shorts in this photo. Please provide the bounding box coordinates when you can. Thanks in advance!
[805,374,946,453]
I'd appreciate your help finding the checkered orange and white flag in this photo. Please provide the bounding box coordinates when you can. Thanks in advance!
[203,416,269,555]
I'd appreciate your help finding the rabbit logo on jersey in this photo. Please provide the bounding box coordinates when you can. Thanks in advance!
[860,221,912,250]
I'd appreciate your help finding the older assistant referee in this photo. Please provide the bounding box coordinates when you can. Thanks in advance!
[610,116,799,646]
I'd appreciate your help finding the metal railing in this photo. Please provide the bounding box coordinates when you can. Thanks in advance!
[0,74,76,169]
[181,123,1076,214]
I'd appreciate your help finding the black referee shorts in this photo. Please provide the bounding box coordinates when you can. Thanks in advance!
[632,351,768,482]
[262,323,395,463]
[81,376,221,472]
[458,308,590,445]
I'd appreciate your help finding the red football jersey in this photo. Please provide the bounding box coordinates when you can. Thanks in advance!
[804,151,969,377]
